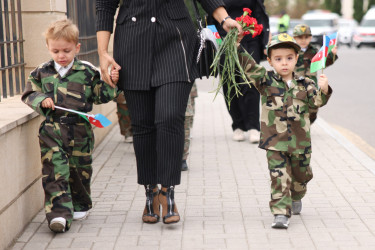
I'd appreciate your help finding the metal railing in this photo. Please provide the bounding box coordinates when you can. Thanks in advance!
[0,0,25,101]
[67,0,99,66]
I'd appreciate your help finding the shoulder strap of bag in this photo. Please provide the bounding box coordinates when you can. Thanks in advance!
[191,0,203,29]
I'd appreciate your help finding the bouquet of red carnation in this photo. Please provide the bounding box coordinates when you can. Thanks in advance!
[211,8,263,107]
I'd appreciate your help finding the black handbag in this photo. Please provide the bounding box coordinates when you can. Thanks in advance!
[192,0,219,79]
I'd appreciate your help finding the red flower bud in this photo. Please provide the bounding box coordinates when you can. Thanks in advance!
[243,8,252,16]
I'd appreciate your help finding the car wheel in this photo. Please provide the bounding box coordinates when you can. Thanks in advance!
[356,44,361,49]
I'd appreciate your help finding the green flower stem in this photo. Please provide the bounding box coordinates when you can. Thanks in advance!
[210,28,250,108]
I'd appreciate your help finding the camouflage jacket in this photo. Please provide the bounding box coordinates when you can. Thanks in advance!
[238,48,333,154]
[295,43,338,83]
[22,58,118,117]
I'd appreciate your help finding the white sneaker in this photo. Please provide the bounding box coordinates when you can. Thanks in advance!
[249,129,260,144]
[124,136,133,143]
[73,211,88,221]
[232,129,245,141]
[49,217,66,233]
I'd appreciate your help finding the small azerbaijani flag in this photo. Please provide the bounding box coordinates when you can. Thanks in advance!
[310,36,330,73]
[207,25,223,46]
[327,32,338,53]
[54,106,112,128]
[87,114,112,128]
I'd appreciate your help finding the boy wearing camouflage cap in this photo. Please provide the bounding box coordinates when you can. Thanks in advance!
[293,23,338,123]
[22,19,119,233]
[238,33,333,229]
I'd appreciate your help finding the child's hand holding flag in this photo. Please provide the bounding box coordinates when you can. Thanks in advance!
[54,105,112,128]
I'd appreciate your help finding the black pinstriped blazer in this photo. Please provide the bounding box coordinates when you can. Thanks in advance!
[96,0,225,91]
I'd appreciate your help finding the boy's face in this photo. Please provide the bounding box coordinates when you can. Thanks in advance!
[294,35,312,49]
[47,38,80,67]
[267,48,298,81]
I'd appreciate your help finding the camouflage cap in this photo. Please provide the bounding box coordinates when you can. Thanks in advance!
[266,33,301,56]
[293,24,312,36]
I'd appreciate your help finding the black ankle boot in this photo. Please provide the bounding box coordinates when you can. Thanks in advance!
[142,184,160,223]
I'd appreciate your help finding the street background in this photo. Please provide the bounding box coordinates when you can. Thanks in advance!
[319,46,375,159]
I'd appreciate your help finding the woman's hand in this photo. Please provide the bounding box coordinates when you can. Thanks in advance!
[212,6,243,39]
[99,52,121,88]
[222,18,243,36]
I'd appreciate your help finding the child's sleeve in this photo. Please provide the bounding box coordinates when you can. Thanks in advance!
[91,69,119,104]
[306,79,333,109]
[21,68,51,116]
[238,46,267,91]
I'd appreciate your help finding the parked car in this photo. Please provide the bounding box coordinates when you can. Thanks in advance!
[269,16,279,36]
[352,9,375,48]
[338,18,358,47]
[302,10,339,45]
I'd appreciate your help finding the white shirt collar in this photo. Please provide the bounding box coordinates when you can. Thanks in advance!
[54,60,74,77]
[287,80,292,87]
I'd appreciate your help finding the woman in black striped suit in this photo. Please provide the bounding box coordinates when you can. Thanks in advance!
[96,0,242,224]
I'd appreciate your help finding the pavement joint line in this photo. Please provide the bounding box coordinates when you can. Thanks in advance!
[316,118,375,175]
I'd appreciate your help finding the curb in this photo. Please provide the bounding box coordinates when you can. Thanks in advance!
[316,118,375,175]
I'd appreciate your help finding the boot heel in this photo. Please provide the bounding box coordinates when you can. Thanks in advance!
[159,186,180,224]
[142,185,160,223]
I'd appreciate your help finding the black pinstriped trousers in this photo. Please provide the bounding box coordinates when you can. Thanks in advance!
[124,82,192,186]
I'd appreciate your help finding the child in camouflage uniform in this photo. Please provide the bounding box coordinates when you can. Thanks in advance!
[238,33,333,229]
[22,19,119,233]
[293,24,338,123]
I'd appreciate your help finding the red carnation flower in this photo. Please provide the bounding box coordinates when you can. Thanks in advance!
[243,8,252,16]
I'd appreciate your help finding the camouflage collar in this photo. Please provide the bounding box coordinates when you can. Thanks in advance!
[72,58,86,71]
[272,71,283,81]
[272,72,304,87]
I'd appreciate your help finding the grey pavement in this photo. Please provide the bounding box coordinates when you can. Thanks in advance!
[10,81,375,250]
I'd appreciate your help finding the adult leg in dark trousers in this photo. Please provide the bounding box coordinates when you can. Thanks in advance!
[223,39,261,143]
[124,82,192,224]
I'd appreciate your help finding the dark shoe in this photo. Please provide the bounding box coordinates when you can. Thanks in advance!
[159,186,180,224]
[142,185,160,223]
[181,160,188,171]
[292,200,302,215]
[271,215,289,229]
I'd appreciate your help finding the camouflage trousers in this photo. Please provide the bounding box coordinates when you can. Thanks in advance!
[183,116,193,160]
[39,119,94,230]
[183,84,197,160]
[267,150,313,217]
[116,92,132,137]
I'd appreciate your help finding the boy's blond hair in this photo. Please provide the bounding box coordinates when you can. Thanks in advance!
[44,19,79,44]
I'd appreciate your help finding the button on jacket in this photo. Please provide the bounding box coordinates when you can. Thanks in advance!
[96,0,225,91]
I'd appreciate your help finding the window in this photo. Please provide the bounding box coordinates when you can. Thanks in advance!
[0,0,25,101]
[66,0,99,66]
